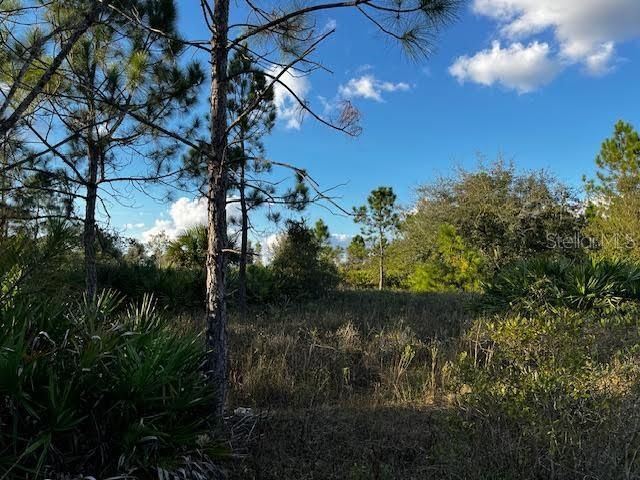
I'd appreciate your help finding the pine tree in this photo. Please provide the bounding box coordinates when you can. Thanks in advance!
[354,187,400,290]
[226,46,276,315]
[40,1,203,298]
[200,1,458,417]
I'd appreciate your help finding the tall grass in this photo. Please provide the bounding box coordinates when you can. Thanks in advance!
[228,291,474,409]
[226,285,640,479]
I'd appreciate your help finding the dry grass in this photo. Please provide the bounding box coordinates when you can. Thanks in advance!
[228,290,474,408]
[217,290,640,479]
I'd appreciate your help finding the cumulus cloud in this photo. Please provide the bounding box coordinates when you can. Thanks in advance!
[584,42,616,76]
[141,197,240,242]
[452,0,640,90]
[338,75,411,102]
[267,65,311,130]
[449,41,561,93]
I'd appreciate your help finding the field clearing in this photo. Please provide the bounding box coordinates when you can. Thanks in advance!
[220,290,640,479]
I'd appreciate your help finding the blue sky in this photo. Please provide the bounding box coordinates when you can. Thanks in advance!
[118,1,640,248]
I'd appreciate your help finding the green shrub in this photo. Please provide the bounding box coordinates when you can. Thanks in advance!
[0,229,222,478]
[0,288,222,479]
[483,255,640,312]
[408,224,484,293]
[271,220,339,300]
[98,263,206,310]
[450,309,640,478]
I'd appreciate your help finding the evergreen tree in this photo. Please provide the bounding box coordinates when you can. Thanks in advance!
[585,121,640,259]
[586,120,640,198]
[226,46,276,315]
[354,187,400,290]
[41,1,203,298]
[346,235,368,266]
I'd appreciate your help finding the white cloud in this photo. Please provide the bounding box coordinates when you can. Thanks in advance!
[338,75,411,102]
[124,222,145,230]
[267,65,311,130]
[465,0,640,80]
[356,64,374,73]
[259,233,282,264]
[449,41,561,93]
[584,42,616,76]
[329,233,353,249]
[141,197,241,242]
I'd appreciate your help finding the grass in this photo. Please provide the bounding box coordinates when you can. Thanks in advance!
[218,289,640,480]
[228,290,475,409]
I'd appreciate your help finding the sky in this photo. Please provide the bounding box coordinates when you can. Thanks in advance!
[114,0,640,252]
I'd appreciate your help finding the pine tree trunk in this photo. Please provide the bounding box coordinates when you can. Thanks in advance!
[378,228,384,291]
[84,143,99,300]
[206,0,230,421]
[238,157,248,317]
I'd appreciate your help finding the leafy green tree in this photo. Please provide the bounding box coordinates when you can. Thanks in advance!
[313,218,343,264]
[354,187,400,290]
[405,159,583,271]
[314,218,331,245]
[408,224,483,293]
[123,239,148,266]
[585,120,640,198]
[346,235,368,266]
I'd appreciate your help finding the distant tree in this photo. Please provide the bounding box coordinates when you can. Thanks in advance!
[147,232,170,266]
[408,223,483,292]
[312,218,343,264]
[346,235,368,266]
[354,187,400,290]
[406,159,583,270]
[585,120,640,198]
[271,220,338,299]
[314,219,331,245]
[123,239,147,266]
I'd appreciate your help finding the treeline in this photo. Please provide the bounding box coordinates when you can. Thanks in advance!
[14,119,635,310]
[344,120,640,291]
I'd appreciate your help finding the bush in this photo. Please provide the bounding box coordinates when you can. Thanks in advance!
[408,224,483,293]
[0,289,222,479]
[482,255,640,312]
[227,263,278,304]
[98,263,206,311]
[450,308,640,478]
[0,229,222,479]
[270,220,339,300]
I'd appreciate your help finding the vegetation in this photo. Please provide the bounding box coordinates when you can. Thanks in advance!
[3,0,640,478]
[0,226,222,479]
